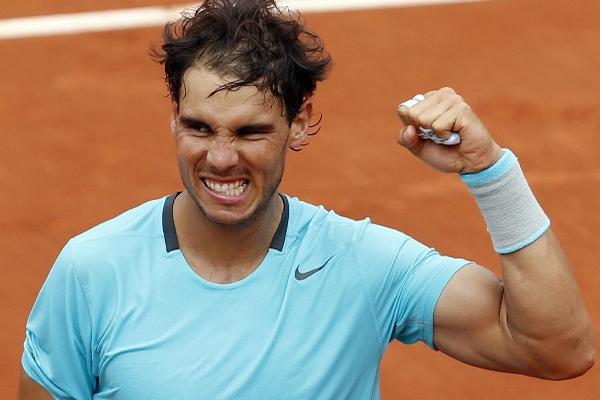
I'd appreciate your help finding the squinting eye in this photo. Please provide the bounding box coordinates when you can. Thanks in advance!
[238,129,271,138]
[190,126,211,135]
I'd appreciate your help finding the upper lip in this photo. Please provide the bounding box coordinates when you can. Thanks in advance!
[201,176,248,183]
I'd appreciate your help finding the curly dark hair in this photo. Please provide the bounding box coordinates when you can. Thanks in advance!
[152,0,332,124]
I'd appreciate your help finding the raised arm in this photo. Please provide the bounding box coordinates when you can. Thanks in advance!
[396,87,596,379]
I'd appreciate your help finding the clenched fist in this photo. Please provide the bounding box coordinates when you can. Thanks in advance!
[397,87,502,174]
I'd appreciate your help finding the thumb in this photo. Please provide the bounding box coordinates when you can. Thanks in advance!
[398,125,421,155]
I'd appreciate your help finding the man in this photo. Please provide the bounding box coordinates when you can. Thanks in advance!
[19,0,595,399]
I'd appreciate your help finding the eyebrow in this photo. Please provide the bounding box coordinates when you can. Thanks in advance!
[237,123,276,133]
[178,116,275,133]
[178,116,210,128]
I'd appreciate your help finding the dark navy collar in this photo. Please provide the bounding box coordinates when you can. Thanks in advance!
[162,192,289,253]
[162,193,180,253]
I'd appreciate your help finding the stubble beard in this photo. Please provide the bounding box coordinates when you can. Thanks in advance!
[178,159,284,229]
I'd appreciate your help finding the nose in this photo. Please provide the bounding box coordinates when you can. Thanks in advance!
[206,135,239,173]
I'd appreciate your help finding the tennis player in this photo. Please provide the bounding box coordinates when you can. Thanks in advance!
[19,0,595,398]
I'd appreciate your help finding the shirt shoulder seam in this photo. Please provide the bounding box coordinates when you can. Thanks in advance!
[65,242,97,381]
[350,227,392,354]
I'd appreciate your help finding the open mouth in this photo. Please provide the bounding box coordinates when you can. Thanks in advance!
[203,178,249,197]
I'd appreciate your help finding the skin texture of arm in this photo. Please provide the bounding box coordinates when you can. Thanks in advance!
[17,370,52,400]
[433,232,595,379]
[397,87,596,379]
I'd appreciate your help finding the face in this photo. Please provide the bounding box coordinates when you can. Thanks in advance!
[172,65,310,226]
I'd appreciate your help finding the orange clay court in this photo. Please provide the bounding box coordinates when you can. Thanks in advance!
[1,0,599,398]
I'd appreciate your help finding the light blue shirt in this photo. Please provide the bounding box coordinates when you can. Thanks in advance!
[23,194,469,399]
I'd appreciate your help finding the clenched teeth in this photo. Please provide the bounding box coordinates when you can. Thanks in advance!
[204,179,248,197]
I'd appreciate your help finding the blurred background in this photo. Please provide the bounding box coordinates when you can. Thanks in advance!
[1,0,599,398]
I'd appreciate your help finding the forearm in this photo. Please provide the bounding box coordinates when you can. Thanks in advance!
[462,148,596,378]
[499,230,596,379]
[398,90,596,378]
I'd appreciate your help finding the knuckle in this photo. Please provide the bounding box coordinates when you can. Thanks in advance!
[452,94,464,104]
[420,115,435,127]
[458,102,471,112]
[407,108,420,121]
[431,120,446,131]
[439,87,455,95]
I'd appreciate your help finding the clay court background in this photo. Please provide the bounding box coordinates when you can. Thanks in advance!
[1,0,599,398]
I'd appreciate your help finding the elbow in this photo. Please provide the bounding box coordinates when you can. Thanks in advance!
[572,350,596,379]
[539,352,595,381]
[535,333,597,380]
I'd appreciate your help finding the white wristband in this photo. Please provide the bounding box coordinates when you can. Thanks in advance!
[460,149,550,254]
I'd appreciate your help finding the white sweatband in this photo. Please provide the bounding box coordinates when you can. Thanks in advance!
[460,149,550,254]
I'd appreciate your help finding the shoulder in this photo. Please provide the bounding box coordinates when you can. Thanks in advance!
[49,196,171,310]
[285,195,364,248]
[62,196,169,275]
[288,194,412,238]
[70,196,166,246]
[285,195,414,256]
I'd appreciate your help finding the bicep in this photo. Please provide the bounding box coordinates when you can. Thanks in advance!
[433,263,535,375]
[18,370,53,400]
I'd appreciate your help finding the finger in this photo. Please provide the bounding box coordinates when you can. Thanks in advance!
[397,125,423,155]
[399,95,451,141]
[396,104,412,127]
[398,92,431,124]
[420,92,467,138]
[405,89,449,123]
[418,138,463,172]
[430,101,470,136]
[398,88,455,127]
[416,98,455,136]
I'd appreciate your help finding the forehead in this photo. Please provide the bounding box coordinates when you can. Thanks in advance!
[179,66,282,122]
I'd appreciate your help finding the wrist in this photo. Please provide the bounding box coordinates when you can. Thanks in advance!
[481,144,504,171]
[460,148,515,187]
[460,148,550,254]
[461,144,504,174]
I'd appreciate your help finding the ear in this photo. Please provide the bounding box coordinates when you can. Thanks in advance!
[289,99,313,151]
[170,103,178,136]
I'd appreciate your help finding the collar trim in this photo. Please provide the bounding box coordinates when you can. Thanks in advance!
[162,193,179,253]
[161,193,289,253]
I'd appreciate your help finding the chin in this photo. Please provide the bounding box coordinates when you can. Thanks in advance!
[188,185,274,228]
[179,165,282,227]
[200,196,283,228]
[201,207,259,226]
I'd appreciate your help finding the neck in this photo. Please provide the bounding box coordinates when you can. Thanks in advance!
[172,191,283,283]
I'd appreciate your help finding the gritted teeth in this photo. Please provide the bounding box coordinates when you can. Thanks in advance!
[203,178,248,197]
